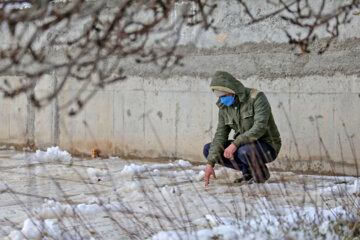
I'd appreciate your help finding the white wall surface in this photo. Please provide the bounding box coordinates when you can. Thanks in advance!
[0,1,359,175]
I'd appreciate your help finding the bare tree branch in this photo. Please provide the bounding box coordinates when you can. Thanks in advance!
[0,0,216,115]
[0,0,359,114]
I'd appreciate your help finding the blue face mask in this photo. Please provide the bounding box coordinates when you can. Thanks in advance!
[220,95,235,106]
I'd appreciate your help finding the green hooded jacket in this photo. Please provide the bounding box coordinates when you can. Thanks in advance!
[207,71,281,167]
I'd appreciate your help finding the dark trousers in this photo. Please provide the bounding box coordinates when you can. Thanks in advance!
[203,140,277,183]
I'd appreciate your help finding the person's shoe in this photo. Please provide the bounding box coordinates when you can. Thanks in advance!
[233,173,253,184]
[254,171,270,183]
[247,178,254,184]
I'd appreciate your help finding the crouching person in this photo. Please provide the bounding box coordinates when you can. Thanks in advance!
[203,71,281,186]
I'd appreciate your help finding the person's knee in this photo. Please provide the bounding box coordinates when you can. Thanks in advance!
[235,146,250,161]
[203,143,211,158]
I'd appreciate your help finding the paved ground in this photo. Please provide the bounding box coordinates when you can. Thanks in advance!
[0,148,359,239]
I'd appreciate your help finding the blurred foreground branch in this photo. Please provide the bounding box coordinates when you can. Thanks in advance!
[0,0,216,115]
[238,0,360,53]
[0,0,359,115]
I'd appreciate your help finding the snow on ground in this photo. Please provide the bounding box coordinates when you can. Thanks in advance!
[0,182,9,193]
[86,168,109,183]
[0,147,359,239]
[120,159,192,175]
[0,0,68,12]
[11,147,72,163]
[0,2,31,12]
[150,205,354,240]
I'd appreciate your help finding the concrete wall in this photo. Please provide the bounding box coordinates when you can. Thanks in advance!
[0,1,360,175]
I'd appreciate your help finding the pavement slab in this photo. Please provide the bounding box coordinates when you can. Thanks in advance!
[0,149,359,239]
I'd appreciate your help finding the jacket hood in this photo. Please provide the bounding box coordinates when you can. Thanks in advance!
[210,71,245,97]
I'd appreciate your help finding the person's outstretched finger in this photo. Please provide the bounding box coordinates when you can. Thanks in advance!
[205,175,210,186]
[205,164,216,186]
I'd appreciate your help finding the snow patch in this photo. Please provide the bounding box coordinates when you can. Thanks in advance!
[37,200,73,219]
[121,164,147,176]
[117,181,147,201]
[87,196,109,205]
[205,214,237,226]
[86,168,109,182]
[36,199,125,220]
[149,224,243,240]
[34,147,72,162]
[12,218,63,240]
[321,179,360,196]
[161,185,181,197]
[196,167,240,181]
[196,170,205,181]
[11,153,27,160]
[0,2,31,13]
[11,147,72,163]
[350,179,360,195]
[120,160,192,176]
[0,182,9,193]
[150,205,357,240]
[22,147,32,152]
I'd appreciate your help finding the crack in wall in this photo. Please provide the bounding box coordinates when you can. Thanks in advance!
[26,80,35,147]
[52,74,60,146]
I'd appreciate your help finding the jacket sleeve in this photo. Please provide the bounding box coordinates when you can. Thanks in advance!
[206,110,231,167]
[232,92,270,148]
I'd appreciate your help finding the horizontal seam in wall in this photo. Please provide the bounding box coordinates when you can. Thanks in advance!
[105,90,360,94]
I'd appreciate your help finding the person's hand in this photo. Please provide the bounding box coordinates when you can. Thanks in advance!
[224,143,237,159]
[204,164,216,186]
